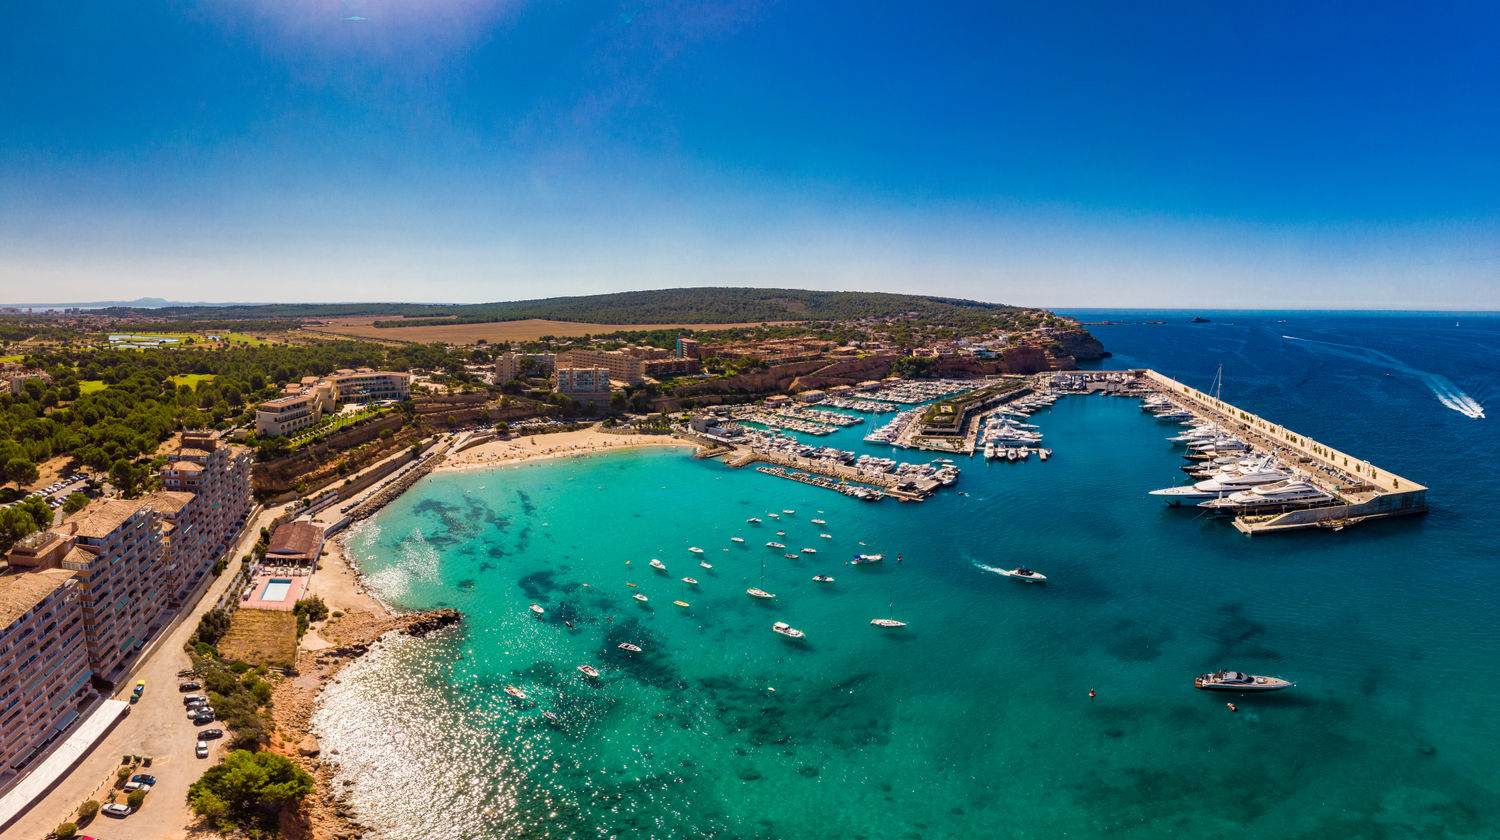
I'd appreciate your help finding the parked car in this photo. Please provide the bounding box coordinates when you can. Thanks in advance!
[123,781,152,793]
[183,694,207,705]
[179,681,201,692]
[133,680,145,694]
[131,773,157,785]
[196,740,209,759]
[199,728,224,740]
[192,711,216,725]
[101,803,134,817]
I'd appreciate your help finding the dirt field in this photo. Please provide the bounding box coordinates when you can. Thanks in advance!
[220,610,299,667]
[305,316,786,344]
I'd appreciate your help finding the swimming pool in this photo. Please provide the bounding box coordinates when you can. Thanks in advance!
[260,579,293,601]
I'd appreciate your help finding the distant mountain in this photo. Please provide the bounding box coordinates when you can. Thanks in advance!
[104,288,1024,326]
[5,297,251,310]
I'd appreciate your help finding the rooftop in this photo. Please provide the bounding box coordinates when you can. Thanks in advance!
[267,521,323,559]
[168,461,204,473]
[0,568,76,629]
[145,491,195,516]
[69,499,149,539]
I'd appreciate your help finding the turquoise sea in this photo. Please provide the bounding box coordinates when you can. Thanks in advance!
[315,312,1500,839]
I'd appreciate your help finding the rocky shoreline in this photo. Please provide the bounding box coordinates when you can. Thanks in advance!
[270,607,462,840]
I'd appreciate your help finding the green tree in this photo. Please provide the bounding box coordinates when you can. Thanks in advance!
[56,822,78,839]
[62,492,90,515]
[3,457,39,486]
[109,459,140,496]
[126,788,147,809]
[188,750,314,831]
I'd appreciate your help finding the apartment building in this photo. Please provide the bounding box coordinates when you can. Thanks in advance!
[556,349,644,385]
[57,500,165,681]
[327,369,411,402]
[555,367,614,407]
[495,352,556,382]
[255,393,321,436]
[0,569,92,774]
[156,430,253,607]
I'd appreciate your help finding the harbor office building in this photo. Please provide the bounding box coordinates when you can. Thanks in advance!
[255,369,413,436]
[0,431,252,780]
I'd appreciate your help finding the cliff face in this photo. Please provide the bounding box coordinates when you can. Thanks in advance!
[1052,328,1107,361]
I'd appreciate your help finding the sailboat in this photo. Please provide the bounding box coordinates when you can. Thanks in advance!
[871,590,907,628]
[748,556,775,599]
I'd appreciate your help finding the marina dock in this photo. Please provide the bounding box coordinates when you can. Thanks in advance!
[1133,369,1428,534]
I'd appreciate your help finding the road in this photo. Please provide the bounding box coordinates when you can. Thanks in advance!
[8,507,278,840]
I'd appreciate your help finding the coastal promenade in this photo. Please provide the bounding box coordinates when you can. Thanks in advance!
[1136,369,1428,533]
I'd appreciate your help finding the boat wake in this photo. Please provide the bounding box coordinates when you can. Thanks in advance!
[1282,335,1485,419]
[972,562,1013,577]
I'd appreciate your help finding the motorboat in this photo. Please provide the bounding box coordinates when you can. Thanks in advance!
[504,686,528,700]
[747,588,775,599]
[819,533,833,539]
[772,621,806,639]
[633,593,648,602]
[747,518,762,524]
[618,643,642,652]
[1149,467,1291,504]
[1039,449,1051,461]
[1194,670,1293,692]
[529,604,544,615]
[682,577,698,585]
[811,519,826,525]
[731,537,745,543]
[699,561,713,569]
[784,553,799,559]
[578,665,600,678]
[542,711,559,721]
[776,530,786,536]
[766,542,786,549]
[649,559,667,571]
[768,513,779,519]
[812,575,834,583]
[674,600,690,608]
[851,554,884,564]
[1001,567,1047,583]
[801,547,817,554]
[688,547,704,554]
[871,618,907,628]
[782,509,795,515]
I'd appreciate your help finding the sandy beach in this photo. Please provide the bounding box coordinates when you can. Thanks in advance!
[436,426,692,472]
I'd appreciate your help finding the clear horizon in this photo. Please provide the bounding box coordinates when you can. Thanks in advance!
[3,2,1496,309]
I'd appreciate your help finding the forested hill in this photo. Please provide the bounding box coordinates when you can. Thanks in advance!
[102,288,1022,326]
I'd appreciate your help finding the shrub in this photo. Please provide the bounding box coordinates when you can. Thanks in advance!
[77,799,100,821]
[189,750,314,833]
[126,788,147,809]
[56,822,78,839]
[194,610,231,646]
[116,766,131,783]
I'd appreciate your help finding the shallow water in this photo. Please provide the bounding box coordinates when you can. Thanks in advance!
[316,311,1500,839]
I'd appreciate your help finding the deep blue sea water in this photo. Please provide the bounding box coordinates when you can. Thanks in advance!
[315,311,1500,840]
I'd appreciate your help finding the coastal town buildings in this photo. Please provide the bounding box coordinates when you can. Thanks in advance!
[0,568,92,776]
[495,352,556,382]
[556,349,644,385]
[255,369,412,436]
[155,430,253,607]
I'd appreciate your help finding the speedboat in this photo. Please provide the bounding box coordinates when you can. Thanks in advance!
[1194,670,1293,692]
[578,665,600,678]
[784,553,799,559]
[776,530,786,536]
[871,618,907,628]
[730,537,745,543]
[747,588,775,599]
[811,519,826,525]
[542,711,559,721]
[649,559,667,571]
[699,561,712,569]
[851,554,884,564]
[633,593,648,602]
[529,604,544,615]
[747,518,762,524]
[1001,567,1047,583]
[766,542,786,549]
[504,686,528,700]
[782,509,795,514]
[772,621,806,639]
[801,547,817,554]
[688,547,704,554]
[682,577,698,585]
[618,643,642,652]
[812,575,834,583]
[819,533,832,539]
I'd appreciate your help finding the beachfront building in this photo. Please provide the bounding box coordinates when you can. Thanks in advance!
[255,393,321,436]
[265,521,324,569]
[327,369,412,402]
[0,568,93,776]
[557,349,645,386]
[495,352,556,383]
[56,500,166,682]
[155,430,253,606]
[555,367,614,408]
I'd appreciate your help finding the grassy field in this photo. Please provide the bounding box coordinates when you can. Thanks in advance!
[222,332,271,346]
[0,355,22,364]
[78,379,108,394]
[169,373,217,389]
[219,609,298,668]
[313,317,787,344]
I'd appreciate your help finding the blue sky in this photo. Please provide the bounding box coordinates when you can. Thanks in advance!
[2,1,1496,308]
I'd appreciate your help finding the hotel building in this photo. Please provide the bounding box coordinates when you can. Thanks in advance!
[555,367,614,408]
[255,369,412,436]
[0,568,92,774]
[556,350,645,385]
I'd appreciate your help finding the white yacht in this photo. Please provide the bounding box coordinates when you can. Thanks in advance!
[772,622,806,639]
[731,537,745,543]
[1195,670,1293,692]
[851,554,884,564]
[747,588,775,599]
[688,547,704,554]
[618,643,641,652]
[812,575,834,583]
[1000,567,1047,584]
[766,541,786,549]
[1198,480,1333,511]
[811,518,826,525]
[1150,466,1291,504]
[649,559,667,571]
[871,618,907,628]
[747,517,762,524]
[633,593,648,602]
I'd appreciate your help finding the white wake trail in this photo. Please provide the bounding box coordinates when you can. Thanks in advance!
[1282,334,1485,420]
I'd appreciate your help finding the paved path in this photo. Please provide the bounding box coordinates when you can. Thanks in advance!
[8,508,277,840]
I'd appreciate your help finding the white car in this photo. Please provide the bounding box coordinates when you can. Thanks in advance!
[196,740,209,758]
[102,802,134,817]
[123,781,153,793]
